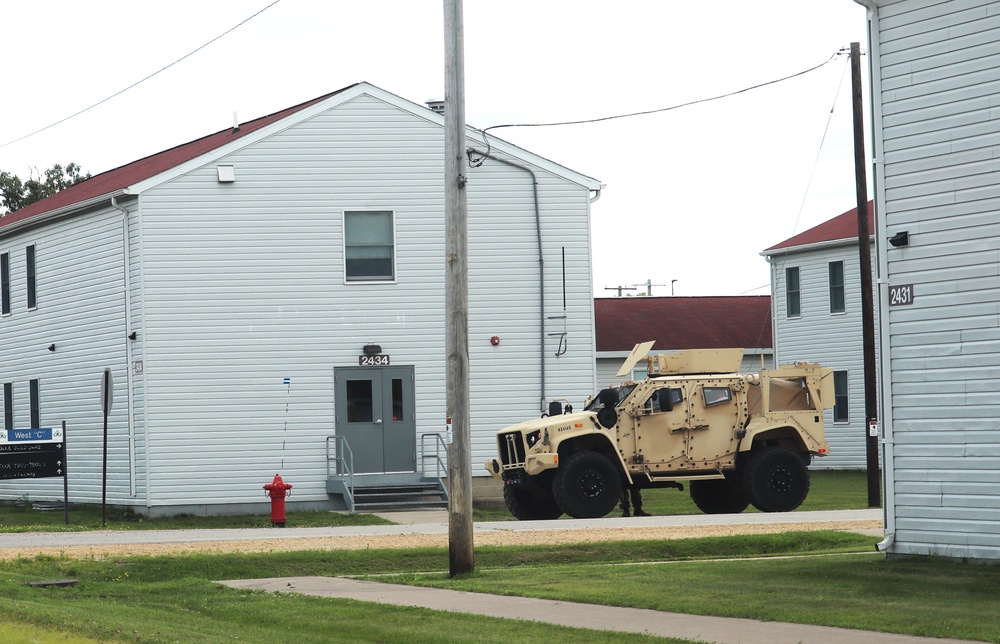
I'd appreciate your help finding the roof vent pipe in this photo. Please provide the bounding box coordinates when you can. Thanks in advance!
[232,112,240,133]
[426,99,445,114]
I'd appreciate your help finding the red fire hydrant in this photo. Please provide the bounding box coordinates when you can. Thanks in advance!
[263,474,292,527]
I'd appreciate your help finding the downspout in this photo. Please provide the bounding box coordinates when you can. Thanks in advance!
[853,0,894,553]
[110,196,138,498]
[469,150,546,412]
[766,255,779,366]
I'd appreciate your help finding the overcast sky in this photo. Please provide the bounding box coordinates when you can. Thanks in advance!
[1,1,870,297]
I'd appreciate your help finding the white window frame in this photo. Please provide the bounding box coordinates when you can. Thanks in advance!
[343,210,396,284]
[29,379,40,429]
[3,382,12,431]
[26,244,37,310]
[833,370,849,424]
[785,266,800,318]
[829,260,846,314]
[1,252,9,316]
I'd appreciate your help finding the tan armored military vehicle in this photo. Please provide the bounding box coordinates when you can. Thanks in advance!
[485,342,834,519]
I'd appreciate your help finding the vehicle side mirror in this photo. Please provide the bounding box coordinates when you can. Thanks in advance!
[548,401,563,417]
[651,391,672,413]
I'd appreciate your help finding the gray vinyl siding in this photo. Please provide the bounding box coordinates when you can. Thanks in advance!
[769,242,876,469]
[0,206,132,503]
[874,0,1000,559]
[467,155,597,460]
[0,86,599,513]
[133,94,596,507]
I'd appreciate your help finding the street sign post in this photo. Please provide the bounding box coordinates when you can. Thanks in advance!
[101,369,113,527]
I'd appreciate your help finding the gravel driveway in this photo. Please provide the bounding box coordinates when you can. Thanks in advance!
[0,510,883,559]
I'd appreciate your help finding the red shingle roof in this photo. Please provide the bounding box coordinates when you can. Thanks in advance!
[595,296,772,352]
[763,200,874,253]
[0,86,355,230]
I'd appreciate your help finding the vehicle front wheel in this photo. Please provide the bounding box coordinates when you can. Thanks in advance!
[553,451,622,519]
[689,475,750,514]
[503,481,563,520]
[743,445,810,512]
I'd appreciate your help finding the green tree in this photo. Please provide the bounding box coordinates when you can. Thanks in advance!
[0,162,90,213]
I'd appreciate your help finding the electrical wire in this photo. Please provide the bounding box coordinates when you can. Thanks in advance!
[0,0,282,150]
[759,48,855,363]
[788,48,852,236]
[470,51,845,167]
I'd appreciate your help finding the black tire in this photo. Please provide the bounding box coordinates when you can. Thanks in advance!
[553,451,622,519]
[503,482,563,520]
[689,475,750,514]
[743,446,811,512]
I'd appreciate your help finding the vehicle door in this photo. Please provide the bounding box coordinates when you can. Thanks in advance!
[631,384,691,473]
[684,378,742,470]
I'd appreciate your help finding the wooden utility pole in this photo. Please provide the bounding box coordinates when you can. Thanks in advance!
[850,42,881,508]
[443,0,474,576]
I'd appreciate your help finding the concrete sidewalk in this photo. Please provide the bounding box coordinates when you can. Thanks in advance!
[219,575,968,644]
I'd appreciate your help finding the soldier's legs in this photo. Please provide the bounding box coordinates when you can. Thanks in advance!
[632,488,650,516]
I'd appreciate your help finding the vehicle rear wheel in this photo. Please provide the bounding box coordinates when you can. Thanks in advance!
[503,481,563,520]
[743,445,810,512]
[689,475,750,514]
[553,451,622,519]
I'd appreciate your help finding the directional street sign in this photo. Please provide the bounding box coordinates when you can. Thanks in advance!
[0,427,63,443]
[0,439,65,480]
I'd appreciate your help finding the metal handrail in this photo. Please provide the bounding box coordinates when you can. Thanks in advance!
[418,432,447,479]
[326,435,355,512]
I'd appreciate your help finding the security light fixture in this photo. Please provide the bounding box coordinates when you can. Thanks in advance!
[363,344,382,356]
[888,231,909,248]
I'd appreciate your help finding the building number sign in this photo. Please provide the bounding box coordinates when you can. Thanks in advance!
[889,284,914,307]
[359,355,391,366]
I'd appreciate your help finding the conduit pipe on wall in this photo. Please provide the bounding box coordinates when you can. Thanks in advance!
[852,0,895,553]
[468,150,547,412]
[110,196,137,498]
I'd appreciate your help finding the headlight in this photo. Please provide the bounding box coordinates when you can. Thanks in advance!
[526,430,542,448]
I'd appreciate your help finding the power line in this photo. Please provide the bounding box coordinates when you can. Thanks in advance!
[0,0,282,150]
[470,51,845,165]
[788,49,852,237]
[499,54,841,129]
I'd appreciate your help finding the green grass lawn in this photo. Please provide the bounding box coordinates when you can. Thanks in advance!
[0,531,995,643]
[0,504,393,532]
[393,548,999,642]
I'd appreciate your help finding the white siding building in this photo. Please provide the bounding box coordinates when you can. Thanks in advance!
[762,203,877,470]
[0,83,603,516]
[857,0,1000,561]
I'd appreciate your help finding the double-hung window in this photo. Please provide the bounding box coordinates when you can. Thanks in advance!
[3,383,12,431]
[1,252,9,315]
[785,266,800,318]
[26,244,36,310]
[829,260,845,314]
[344,211,394,282]
[833,370,849,423]
[29,379,40,429]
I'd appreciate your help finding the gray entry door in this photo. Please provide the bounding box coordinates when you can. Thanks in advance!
[334,366,416,474]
